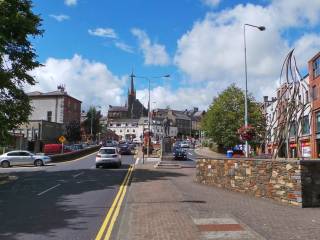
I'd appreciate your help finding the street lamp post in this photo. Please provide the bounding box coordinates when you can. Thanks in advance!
[243,23,265,158]
[134,74,170,158]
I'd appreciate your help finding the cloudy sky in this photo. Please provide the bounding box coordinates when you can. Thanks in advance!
[29,0,320,113]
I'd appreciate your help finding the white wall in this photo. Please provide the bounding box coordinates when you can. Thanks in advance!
[29,97,64,123]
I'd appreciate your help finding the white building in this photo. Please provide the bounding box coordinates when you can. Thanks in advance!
[107,117,178,140]
[27,87,81,124]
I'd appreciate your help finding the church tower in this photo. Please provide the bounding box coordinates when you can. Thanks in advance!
[128,71,136,118]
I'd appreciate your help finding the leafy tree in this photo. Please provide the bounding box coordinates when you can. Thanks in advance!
[83,107,102,139]
[202,84,266,150]
[65,120,81,143]
[0,0,43,145]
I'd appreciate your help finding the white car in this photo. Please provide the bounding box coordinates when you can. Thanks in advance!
[0,150,51,168]
[180,142,190,148]
[96,147,121,168]
[133,138,142,144]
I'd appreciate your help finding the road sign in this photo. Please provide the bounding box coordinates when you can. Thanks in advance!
[59,136,66,143]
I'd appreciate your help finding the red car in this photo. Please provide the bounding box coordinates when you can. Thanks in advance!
[44,144,72,155]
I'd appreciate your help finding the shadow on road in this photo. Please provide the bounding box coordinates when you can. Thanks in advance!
[0,164,189,239]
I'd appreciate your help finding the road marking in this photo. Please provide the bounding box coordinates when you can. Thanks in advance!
[104,165,133,240]
[73,172,84,178]
[188,152,193,156]
[95,165,133,240]
[135,158,140,165]
[58,151,98,165]
[37,184,61,196]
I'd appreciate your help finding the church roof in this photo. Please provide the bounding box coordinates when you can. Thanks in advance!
[108,105,128,112]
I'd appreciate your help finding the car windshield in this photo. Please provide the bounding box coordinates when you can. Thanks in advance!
[99,149,116,154]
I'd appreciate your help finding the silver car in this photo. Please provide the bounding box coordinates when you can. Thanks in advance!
[96,147,121,168]
[0,150,51,168]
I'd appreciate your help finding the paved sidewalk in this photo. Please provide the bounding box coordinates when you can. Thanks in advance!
[115,162,320,240]
[195,147,225,158]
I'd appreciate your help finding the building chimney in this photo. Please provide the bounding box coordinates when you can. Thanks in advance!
[263,96,268,102]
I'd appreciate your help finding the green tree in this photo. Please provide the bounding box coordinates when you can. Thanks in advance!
[83,107,102,140]
[202,84,266,150]
[65,120,81,143]
[0,0,43,145]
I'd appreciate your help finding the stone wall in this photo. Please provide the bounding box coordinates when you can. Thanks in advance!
[196,158,320,207]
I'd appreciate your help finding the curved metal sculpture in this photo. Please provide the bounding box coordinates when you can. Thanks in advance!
[266,49,311,159]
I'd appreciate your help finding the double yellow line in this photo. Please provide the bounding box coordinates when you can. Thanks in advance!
[95,165,134,240]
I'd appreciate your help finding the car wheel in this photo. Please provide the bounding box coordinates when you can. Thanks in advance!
[96,164,100,168]
[1,161,10,168]
[34,159,44,167]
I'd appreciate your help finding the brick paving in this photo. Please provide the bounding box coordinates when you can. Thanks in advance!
[115,161,320,240]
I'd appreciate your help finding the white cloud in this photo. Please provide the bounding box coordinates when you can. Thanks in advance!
[131,28,170,66]
[174,0,320,104]
[202,0,221,8]
[88,28,118,39]
[114,42,134,53]
[65,0,77,6]
[28,55,127,113]
[49,14,70,22]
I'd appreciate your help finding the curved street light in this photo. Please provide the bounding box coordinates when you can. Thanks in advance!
[243,23,266,157]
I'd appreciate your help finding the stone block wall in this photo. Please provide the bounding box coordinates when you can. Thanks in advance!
[196,158,320,207]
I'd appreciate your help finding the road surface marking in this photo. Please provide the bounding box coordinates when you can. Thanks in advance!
[188,152,193,156]
[95,165,133,240]
[59,151,98,165]
[104,164,133,240]
[37,184,61,196]
[73,172,84,178]
[135,158,140,165]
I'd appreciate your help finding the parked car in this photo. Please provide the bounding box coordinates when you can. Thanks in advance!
[180,141,189,148]
[44,144,73,155]
[71,144,84,151]
[96,147,121,168]
[173,148,187,160]
[118,144,132,155]
[0,150,51,168]
[133,138,142,144]
[104,140,117,147]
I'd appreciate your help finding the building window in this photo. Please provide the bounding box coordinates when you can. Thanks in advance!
[316,112,320,133]
[116,123,121,127]
[313,57,320,78]
[127,129,129,133]
[47,111,52,122]
[120,130,122,133]
[312,86,317,100]
[302,116,310,135]
[109,123,113,127]
[133,129,135,133]
[306,90,309,103]
[289,122,297,137]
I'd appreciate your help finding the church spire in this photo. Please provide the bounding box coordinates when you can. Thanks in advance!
[130,69,136,97]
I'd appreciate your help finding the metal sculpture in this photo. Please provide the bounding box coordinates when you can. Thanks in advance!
[266,49,311,159]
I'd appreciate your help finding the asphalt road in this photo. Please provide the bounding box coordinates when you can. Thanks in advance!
[0,152,135,240]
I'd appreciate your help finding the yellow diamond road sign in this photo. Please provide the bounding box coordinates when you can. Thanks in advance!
[59,136,66,143]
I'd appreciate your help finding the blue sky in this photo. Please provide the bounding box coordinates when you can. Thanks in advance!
[29,0,320,112]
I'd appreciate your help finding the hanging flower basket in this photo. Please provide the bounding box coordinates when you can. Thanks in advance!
[238,125,255,141]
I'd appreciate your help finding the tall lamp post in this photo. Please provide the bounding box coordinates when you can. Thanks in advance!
[243,23,265,157]
[134,74,170,157]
